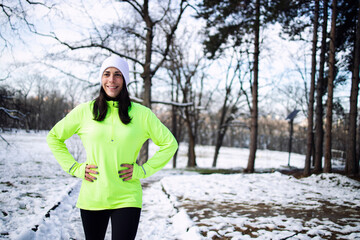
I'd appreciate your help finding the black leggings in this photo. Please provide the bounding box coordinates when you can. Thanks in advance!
[80,207,141,240]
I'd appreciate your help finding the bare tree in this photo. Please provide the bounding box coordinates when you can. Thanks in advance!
[212,52,243,167]
[165,38,207,167]
[168,62,203,167]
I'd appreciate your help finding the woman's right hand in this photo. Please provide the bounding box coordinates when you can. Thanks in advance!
[85,164,98,182]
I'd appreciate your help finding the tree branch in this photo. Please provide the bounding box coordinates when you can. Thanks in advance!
[25,0,53,8]
[121,0,144,19]
[41,62,94,85]
[130,96,193,107]
[0,107,26,120]
[152,0,189,75]
[29,29,143,66]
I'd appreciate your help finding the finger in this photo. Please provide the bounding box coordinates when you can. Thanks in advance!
[119,172,132,180]
[86,169,99,174]
[86,165,98,169]
[85,173,97,181]
[85,176,93,182]
[121,173,132,181]
[123,176,132,181]
[118,168,132,174]
[121,164,133,168]
[119,172,132,178]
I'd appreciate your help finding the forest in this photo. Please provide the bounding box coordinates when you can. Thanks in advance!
[0,0,359,176]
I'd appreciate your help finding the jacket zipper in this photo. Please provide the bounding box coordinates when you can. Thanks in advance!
[111,101,115,142]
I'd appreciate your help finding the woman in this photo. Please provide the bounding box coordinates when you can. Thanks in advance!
[47,55,178,240]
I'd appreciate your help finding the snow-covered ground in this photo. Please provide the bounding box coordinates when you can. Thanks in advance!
[1,130,359,239]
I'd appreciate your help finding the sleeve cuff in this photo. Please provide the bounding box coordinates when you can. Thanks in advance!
[133,163,146,179]
[69,162,86,179]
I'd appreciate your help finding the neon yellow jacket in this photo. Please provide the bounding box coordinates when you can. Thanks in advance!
[47,101,178,210]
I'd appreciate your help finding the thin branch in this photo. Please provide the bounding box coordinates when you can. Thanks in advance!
[29,29,143,65]
[81,0,103,42]
[152,0,189,75]
[41,62,94,85]
[0,72,10,82]
[0,134,10,146]
[25,0,52,8]
[240,73,252,112]
[121,0,144,19]
[153,0,171,25]
[121,26,146,41]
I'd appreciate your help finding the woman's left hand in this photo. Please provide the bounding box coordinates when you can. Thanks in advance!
[118,164,133,181]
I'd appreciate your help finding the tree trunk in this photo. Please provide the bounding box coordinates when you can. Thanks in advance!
[213,131,224,167]
[314,0,328,173]
[213,88,230,167]
[172,105,178,168]
[246,0,260,173]
[324,0,337,173]
[171,77,179,168]
[138,0,153,165]
[288,120,294,166]
[185,107,196,167]
[304,0,319,176]
[346,0,360,175]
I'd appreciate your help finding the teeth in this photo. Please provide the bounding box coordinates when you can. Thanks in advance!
[108,86,117,89]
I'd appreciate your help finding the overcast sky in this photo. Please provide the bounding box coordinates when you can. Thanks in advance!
[0,0,354,119]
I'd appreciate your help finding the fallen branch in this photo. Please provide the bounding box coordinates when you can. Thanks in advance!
[0,134,10,146]
[130,96,193,107]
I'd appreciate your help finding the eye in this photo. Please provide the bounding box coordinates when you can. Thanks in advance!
[115,73,122,78]
[103,72,110,77]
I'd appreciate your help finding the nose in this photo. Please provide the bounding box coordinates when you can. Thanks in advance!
[109,74,115,82]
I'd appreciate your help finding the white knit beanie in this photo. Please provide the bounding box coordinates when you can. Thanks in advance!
[99,55,130,85]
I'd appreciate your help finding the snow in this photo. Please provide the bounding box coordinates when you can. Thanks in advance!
[1,130,359,239]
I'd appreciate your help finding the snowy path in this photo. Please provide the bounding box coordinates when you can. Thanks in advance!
[1,131,360,240]
[13,170,197,240]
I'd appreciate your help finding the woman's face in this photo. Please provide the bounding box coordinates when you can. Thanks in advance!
[101,67,124,98]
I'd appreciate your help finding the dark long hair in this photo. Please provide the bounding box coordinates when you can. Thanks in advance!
[93,85,132,124]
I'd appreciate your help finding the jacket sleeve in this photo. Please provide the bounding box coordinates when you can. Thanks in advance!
[132,108,178,179]
[46,104,86,179]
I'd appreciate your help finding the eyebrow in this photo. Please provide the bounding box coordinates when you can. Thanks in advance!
[103,70,122,74]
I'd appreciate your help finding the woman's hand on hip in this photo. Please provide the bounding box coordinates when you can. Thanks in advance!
[85,164,98,182]
[118,164,133,181]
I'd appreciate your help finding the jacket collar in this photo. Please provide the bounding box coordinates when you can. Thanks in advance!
[106,100,119,108]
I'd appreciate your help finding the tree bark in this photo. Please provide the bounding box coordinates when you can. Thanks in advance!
[213,87,230,167]
[324,0,337,173]
[171,105,178,168]
[246,0,260,173]
[171,76,178,168]
[304,0,319,176]
[138,1,153,165]
[346,0,360,175]
[185,106,196,167]
[314,0,328,173]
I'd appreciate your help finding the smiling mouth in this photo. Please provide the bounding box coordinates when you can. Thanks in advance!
[107,86,118,89]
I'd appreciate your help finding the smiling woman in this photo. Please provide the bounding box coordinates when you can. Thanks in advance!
[46,55,178,240]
